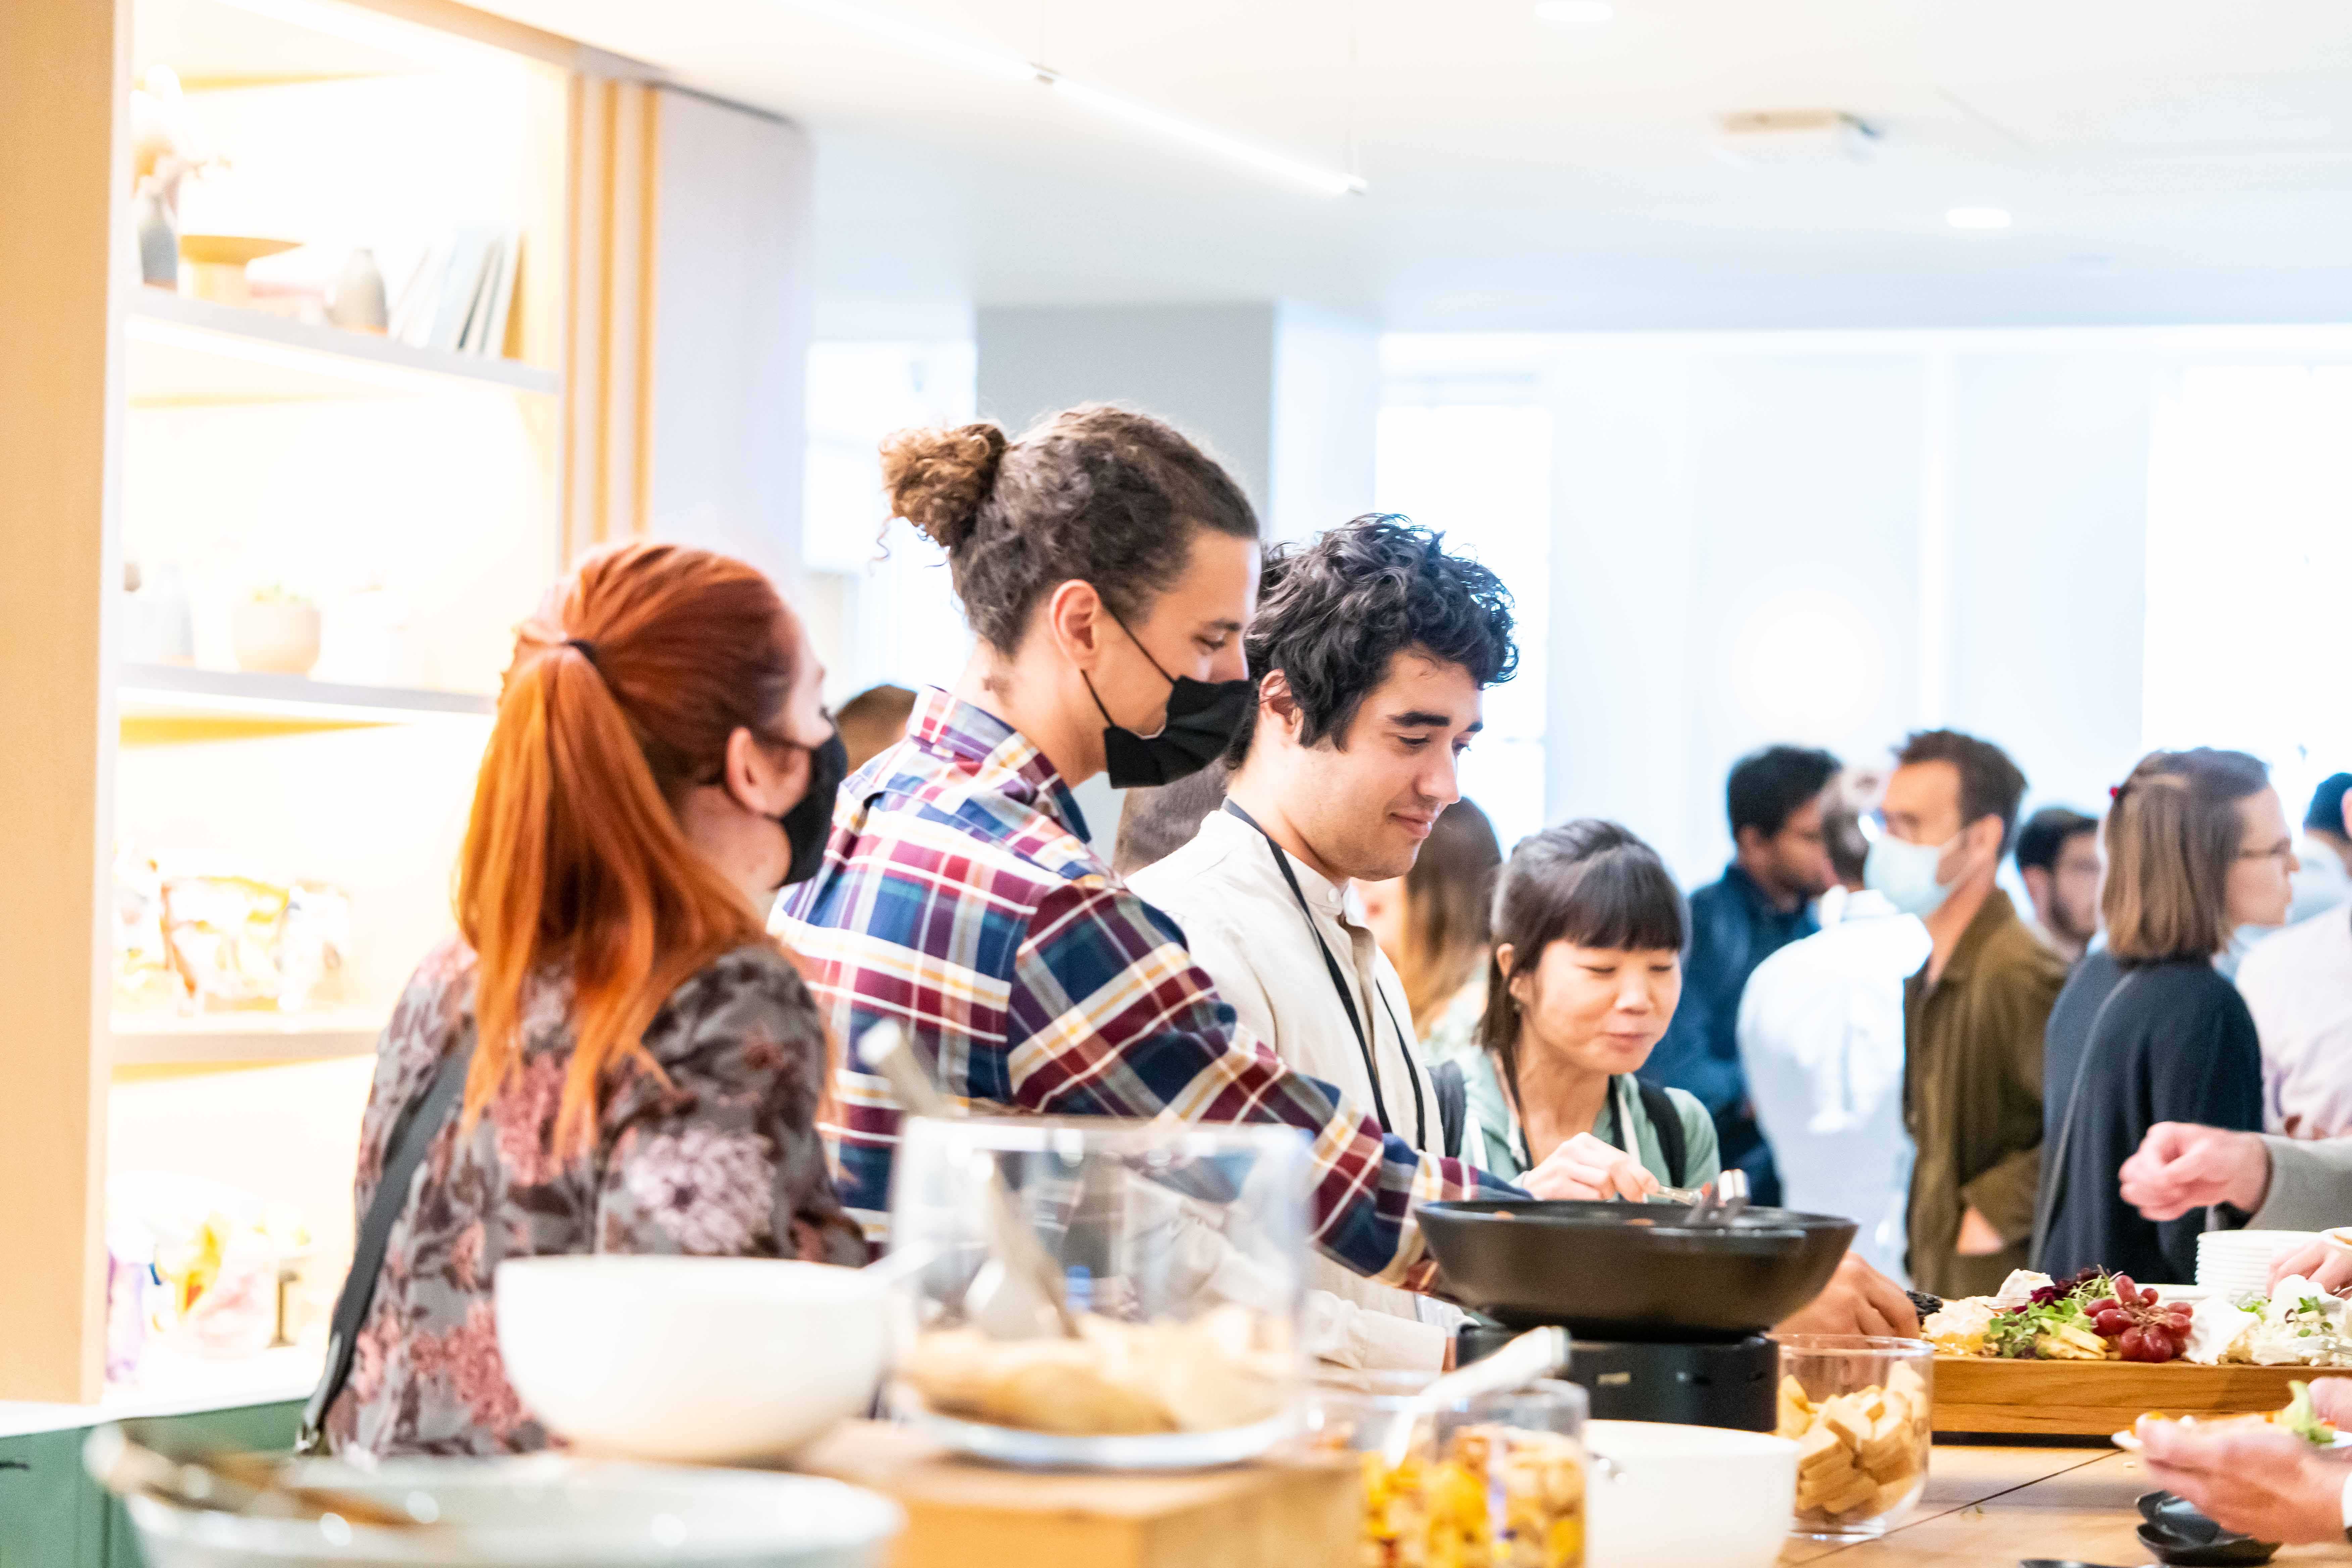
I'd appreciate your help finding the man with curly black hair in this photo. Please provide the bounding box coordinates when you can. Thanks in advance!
[1131,515,1636,1372]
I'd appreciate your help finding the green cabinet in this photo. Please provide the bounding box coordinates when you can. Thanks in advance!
[0,1427,90,1568]
[0,1400,301,1568]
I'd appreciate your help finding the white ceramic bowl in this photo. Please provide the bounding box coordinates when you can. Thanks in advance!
[229,600,322,676]
[108,1452,900,1568]
[494,1256,889,1463]
[1584,1419,1798,1568]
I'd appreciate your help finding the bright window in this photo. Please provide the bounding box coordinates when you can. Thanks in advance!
[2144,364,2352,823]
[1373,403,1554,850]
[802,341,977,701]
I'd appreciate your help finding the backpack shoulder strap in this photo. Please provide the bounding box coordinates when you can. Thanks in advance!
[1430,1060,1469,1162]
[297,1036,475,1454]
[1635,1078,1690,1190]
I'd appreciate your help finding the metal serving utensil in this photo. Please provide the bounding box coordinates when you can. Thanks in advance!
[86,1424,429,1531]
[856,1023,1079,1338]
[1671,1168,1751,1222]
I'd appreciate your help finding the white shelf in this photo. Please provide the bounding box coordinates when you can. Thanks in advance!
[125,288,558,403]
[119,663,494,725]
[111,1009,386,1066]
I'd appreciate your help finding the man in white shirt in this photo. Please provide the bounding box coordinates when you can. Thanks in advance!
[1131,517,1650,1373]
[2288,773,2352,926]
[2238,903,2352,1140]
[1737,772,1930,1280]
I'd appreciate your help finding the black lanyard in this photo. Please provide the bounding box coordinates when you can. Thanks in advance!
[1223,801,1428,1149]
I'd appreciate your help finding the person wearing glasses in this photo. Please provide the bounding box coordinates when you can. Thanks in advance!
[2035,749,2292,1283]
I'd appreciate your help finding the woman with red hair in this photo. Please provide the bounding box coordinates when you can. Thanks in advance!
[321,540,865,1456]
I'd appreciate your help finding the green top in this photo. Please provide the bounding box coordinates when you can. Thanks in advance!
[1453,1049,1722,1191]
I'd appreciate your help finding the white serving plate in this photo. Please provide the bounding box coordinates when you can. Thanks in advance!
[886,1385,1296,1471]
[111,1454,901,1568]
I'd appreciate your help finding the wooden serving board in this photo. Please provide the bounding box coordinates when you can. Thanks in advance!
[1932,1355,2352,1436]
[798,1420,1358,1568]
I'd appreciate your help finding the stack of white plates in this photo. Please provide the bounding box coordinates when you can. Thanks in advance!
[2196,1229,2320,1294]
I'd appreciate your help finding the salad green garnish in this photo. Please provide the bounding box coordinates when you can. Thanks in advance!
[2278,1382,2334,1446]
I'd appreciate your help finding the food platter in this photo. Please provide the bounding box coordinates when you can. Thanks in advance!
[886,1385,1298,1471]
[1931,1357,2351,1436]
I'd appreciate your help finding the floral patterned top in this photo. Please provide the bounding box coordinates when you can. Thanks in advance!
[324,937,867,1456]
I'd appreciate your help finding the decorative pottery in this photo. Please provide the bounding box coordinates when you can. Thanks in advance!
[329,247,389,332]
[229,600,322,676]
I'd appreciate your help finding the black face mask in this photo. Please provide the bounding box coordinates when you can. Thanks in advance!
[772,729,848,889]
[1083,605,1254,789]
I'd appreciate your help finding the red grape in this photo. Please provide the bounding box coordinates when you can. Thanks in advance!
[2095,1309,2130,1337]
[2087,1297,2119,1316]
[2113,1276,2140,1305]
[2119,1326,2147,1360]
[2144,1327,2176,1362]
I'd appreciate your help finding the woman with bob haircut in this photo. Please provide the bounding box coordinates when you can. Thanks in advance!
[1455,819,1720,1195]
[2037,748,2295,1283]
[324,541,866,1457]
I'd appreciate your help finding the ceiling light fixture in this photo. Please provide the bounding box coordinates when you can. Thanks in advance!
[1945,206,2013,230]
[1533,0,1616,27]
[779,0,1365,196]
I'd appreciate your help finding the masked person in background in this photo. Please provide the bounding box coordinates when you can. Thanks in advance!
[325,542,866,1456]
[1876,729,2064,1298]
[1131,517,1518,1372]
[775,406,1618,1304]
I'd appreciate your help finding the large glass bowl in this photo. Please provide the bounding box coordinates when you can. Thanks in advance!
[1775,1334,1934,1539]
[886,1116,1309,1468]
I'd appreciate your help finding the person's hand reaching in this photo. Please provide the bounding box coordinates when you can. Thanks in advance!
[2117,1122,2271,1221]
[2136,1418,2347,1544]
[1520,1133,1661,1203]
[1774,1251,1920,1339]
[2269,1236,2352,1295]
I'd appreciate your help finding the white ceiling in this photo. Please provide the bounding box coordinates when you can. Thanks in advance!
[467,0,2352,329]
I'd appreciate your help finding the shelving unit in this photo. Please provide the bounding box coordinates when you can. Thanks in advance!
[126,289,562,403]
[118,662,494,724]
[110,1009,387,1068]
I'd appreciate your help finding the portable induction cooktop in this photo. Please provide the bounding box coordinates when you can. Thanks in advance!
[1454,1319,1781,1431]
[1421,1197,1860,1433]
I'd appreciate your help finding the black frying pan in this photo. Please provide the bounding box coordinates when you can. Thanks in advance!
[1418,1199,1857,1341]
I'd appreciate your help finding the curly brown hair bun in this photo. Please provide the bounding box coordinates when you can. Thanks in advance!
[884,403,1259,655]
[880,422,1008,549]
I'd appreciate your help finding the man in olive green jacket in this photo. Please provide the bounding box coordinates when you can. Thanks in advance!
[1876,731,2067,1298]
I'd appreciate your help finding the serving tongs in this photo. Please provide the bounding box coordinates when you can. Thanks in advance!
[858,1022,1081,1338]
[1660,1167,1750,1221]
[85,1423,429,1531]
[1376,1326,1571,1469]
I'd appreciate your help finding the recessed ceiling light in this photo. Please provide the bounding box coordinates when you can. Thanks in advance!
[1534,1,1616,29]
[1946,206,2013,231]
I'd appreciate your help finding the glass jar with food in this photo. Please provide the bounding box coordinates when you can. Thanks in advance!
[1310,1374,1588,1568]
[1775,1334,1934,1539]
[888,1116,1308,1467]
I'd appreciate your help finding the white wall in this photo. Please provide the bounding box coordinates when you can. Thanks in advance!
[977,304,1279,518]
[647,89,815,590]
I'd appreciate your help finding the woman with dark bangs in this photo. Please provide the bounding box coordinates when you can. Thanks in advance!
[1458,820,1720,1193]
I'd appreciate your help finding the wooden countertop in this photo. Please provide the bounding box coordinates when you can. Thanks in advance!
[1782,1441,2352,1565]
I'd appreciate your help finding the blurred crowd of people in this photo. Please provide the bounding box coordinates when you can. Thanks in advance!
[834,527,2352,1317]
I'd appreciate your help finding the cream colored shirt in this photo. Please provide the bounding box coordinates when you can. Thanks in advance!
[1131,806,1470,1372]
